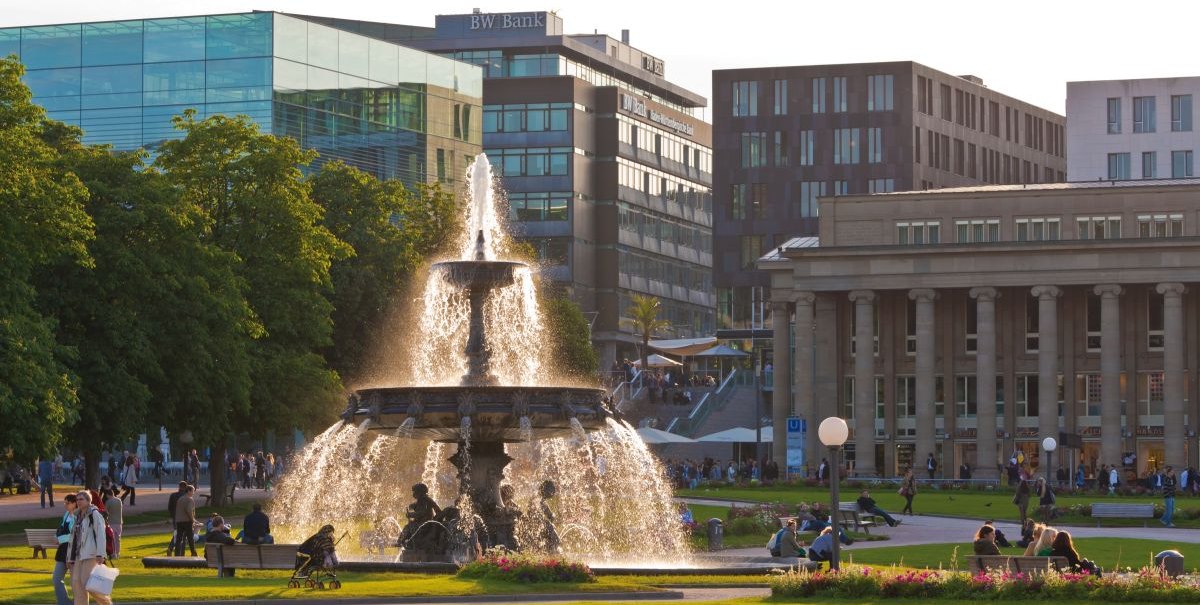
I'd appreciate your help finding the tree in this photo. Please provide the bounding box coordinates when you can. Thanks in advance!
[624,293,671,378]
[309,161,455,381]
[542,296,599,382]
[0,57,92,462]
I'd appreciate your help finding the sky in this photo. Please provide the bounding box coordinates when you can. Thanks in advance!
[5,0,1200,117]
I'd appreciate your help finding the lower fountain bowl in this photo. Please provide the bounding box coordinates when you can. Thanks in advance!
[346,385,611,442]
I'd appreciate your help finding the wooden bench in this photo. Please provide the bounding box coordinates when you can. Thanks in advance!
[200,483,236,507]
[204,543,296,577]
[838,502,880,534]
[967,555,1068,575]
[25,529,60,559]
[1091,502,1155,527]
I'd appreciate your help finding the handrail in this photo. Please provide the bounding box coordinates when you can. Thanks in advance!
[611,368,645,414]
[669,369,740,437]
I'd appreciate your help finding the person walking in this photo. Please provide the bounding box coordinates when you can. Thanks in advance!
[1036,476,1056,522]
[1108,465,1119,495]
[925,453,937,480]
[1012,477,1031,524]
[118,455,136,506]
[52,494,78,605]
[900,469,917,515]
[102,489,122,560]
[1161,466,1177,528]
[67,491,112,605]
[38,457,55,508]
[173,485,197,557]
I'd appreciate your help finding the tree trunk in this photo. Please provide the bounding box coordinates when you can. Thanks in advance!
[640,336,649,387]
[83,449,101,490]
[209,437,228,508]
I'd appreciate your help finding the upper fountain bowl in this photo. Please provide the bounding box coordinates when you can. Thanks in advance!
[433,260,526,290]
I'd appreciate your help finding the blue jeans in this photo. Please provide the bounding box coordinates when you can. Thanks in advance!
[865,505,898,527]
[1163,497,1176,525]
[52,560,69,605]
[40,481,54,507]
[799,520,853,544]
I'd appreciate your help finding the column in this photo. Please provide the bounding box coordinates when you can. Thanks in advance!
[1158,283,1186,467]
[1094,285,1123,469]
[849,290,877,476]
[793,292,817,474]
[771,300,792,473]
[971,287,999,480]
[1031,285,1062,478]
[909,289,937,477]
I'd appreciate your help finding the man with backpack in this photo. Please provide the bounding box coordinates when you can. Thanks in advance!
[768,519,806,558]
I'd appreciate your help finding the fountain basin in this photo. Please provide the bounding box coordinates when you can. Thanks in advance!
[433,260,525,289]
[346,385,611,442]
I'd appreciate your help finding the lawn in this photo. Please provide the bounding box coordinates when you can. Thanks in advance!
[678,484,1200,528]
[843,537,1198,571]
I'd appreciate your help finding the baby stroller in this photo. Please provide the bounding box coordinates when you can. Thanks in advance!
[288,525,343,590]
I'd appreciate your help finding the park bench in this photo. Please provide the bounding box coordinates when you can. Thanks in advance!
[25,529,60,559]
[838,502,880,534]
[204,543,296,577]
[200,483,237,507]
[1090,502,1155,527]
[967,555,1068,575]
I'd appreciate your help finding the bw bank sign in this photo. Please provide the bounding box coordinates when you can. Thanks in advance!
[470,13,546,30]
[620,93,696,138]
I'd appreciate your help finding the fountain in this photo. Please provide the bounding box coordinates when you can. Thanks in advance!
[269,154,692,567]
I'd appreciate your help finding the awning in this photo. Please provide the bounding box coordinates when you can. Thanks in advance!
[692,344,749,358]
[631,354,683,368]
[635,427,697,444]
[694,426,773,443]
[648,336,718,356]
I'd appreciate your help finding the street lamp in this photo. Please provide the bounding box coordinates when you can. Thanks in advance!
[819,416,850,571]
[1042,436,1057,489]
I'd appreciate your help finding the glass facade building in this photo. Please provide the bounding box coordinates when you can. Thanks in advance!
[0,12,482,186]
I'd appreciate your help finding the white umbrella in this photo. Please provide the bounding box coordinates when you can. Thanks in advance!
[635,427,697,444]
[694,426,774,442]
[631,354,683,368]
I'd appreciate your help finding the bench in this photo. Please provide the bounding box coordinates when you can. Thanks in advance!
[838,502,880,534]
[1091,502,1155,527]
[204,543,296,577]
[25,529,60,559]
[200,483,236,507]
[967,555,1068,575]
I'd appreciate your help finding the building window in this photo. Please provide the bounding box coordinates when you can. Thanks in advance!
[483,103,570,133]
[935,376,945,417]
[896,221,940,245]
[797,130,814,165]
[843,377,854,420]
[749,183,767,219]
[487,147,572,177]
[1142,151,1157,179]
[796,181,825,218]
[732,80,758,117]
[741,132,767,168]
[1076,374,1102,417]
[1086,292,1102,352]
[833,76,847,112]
[940,83,952,121]
[955,375,977,418]
[868,74,894,111]
[773,79,787,115]
[1171,94,1192,132]
[1025,294,1039,353]
[1015,217,1061,241]
[1137,214,1184,237]
[509,192,570,222]
[1138,372,1165,416]
[955,219,1000,243]
[866,127,883,163]
[966,301,977,353]
[1171,150,1193,178]
[1107,152,1131,180]
[1015,375,1038,417]
[833,180,849,196]
[729,184,746,220]
[1133,96,1156,133]
[868,178,895,193]
[811,77,826,113]
[1148,289,1165,350]
[1076,215,1121,239]
[833,128,860,164]
[773,131,789,166]
[896,376,916,417]
[740,235,762,268]
[905,302,917,355]
[1106,97,1121,134]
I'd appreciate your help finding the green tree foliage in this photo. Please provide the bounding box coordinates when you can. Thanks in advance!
[623,293,671,375]
[0,57,93,461]
[154,111,351,437]
[542,296,598,382]
[309,162,455,380]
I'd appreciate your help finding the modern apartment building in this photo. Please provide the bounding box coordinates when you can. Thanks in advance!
[0,11,482,187]
[713,62,1067,343]
[760,180,1200,479]
[298,11,716,365]
[1067,76,1199,181]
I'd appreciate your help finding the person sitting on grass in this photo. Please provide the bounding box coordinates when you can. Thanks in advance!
[973,524,1001,555]
[805,527,837,563]
[1015,519,1039,548]
[856,489,900,527]
[1050,530,1101,575]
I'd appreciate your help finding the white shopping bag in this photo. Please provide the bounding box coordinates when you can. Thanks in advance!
[85,564,120,596]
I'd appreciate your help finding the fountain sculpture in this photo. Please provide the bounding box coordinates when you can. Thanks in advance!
[270,154,688,566]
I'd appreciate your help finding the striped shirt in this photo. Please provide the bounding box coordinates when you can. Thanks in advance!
[1163,475,1177,498]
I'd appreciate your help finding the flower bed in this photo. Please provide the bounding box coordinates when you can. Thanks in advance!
[770,564,1200,602]
[457,550,595,583]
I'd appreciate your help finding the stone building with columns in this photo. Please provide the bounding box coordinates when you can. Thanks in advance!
[759,179,1200,480]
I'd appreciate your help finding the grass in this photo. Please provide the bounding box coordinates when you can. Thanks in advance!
[678,484,1200,528]
[844,537,1198,571]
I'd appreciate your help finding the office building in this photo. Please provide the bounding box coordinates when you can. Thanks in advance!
[1067,76,1199,181]
[0,11,482,186]
[760,180,1200,478]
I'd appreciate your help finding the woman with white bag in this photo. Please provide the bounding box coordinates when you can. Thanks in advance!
[66,491,114,605]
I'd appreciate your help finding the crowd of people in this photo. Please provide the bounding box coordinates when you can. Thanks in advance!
[663,456,781,488]
[973,520,1102,575]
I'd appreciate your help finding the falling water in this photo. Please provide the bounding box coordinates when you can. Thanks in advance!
[395,417,416,439]
[518,416,533,443]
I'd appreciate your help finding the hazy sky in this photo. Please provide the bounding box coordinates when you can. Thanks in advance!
[6,1,1199,117]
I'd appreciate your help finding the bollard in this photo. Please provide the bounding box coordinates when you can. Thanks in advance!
[706,518,723,551]
[1155,550,1184,578]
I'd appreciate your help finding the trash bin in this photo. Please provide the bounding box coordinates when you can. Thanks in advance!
[706,518,723,551]
[1155,550,1184,578]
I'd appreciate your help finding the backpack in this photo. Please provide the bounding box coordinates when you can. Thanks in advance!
[105,523,115,559]
[767,528,786,557]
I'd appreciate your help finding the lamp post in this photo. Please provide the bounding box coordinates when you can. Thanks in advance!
[1042,436,1057,489]
[819,416,850,571]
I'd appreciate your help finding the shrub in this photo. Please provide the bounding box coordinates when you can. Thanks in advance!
[457,549,594,583]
